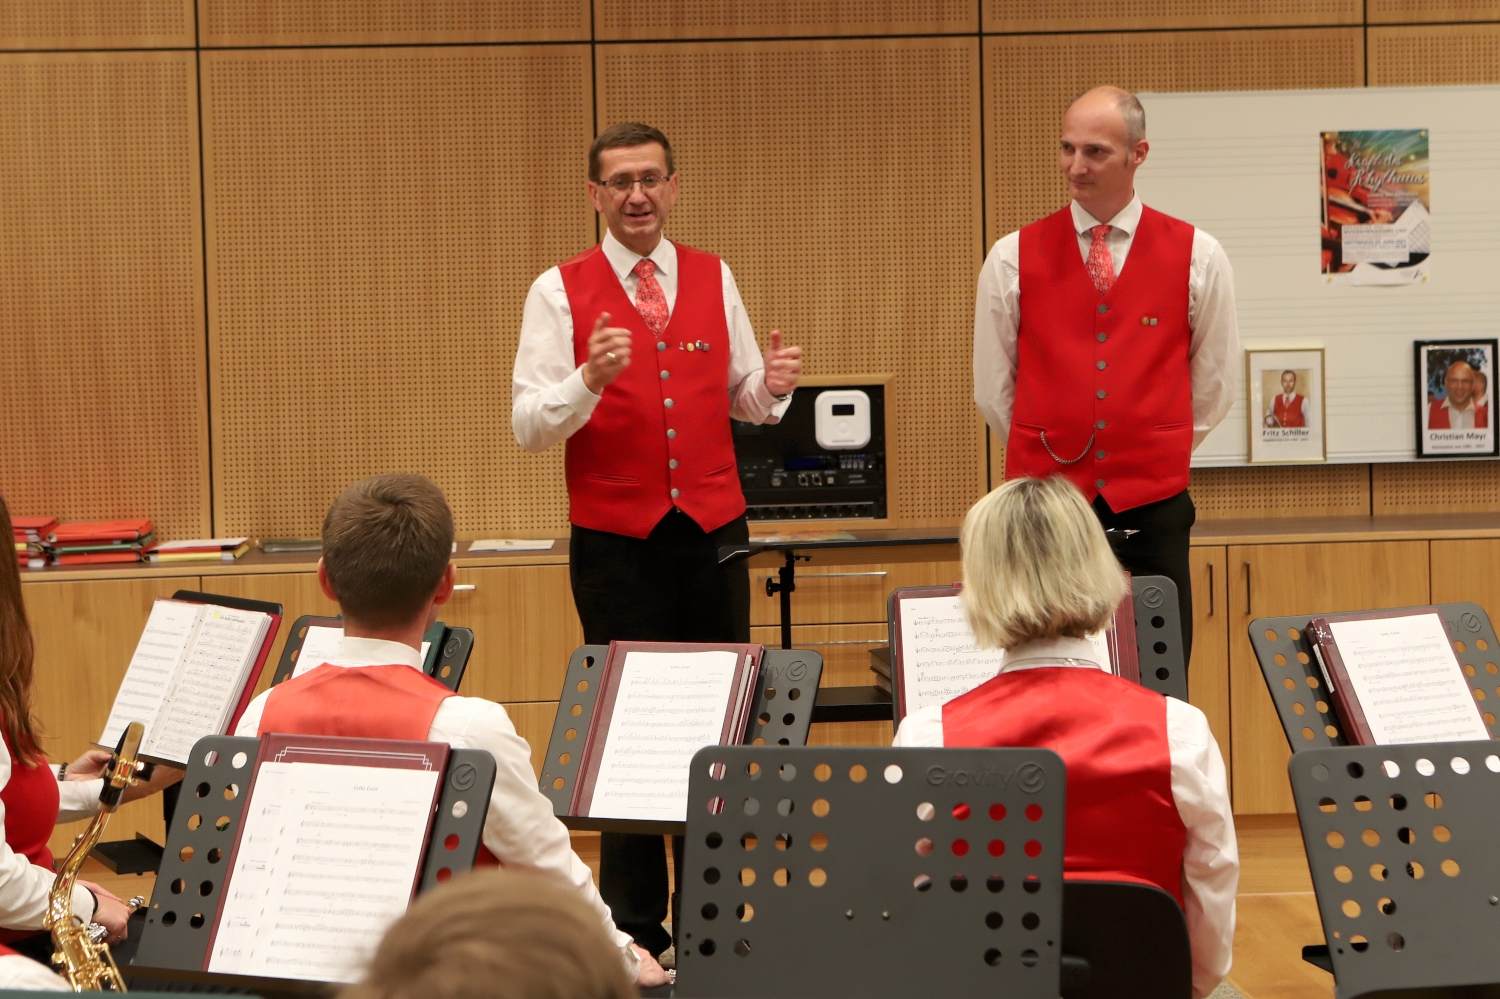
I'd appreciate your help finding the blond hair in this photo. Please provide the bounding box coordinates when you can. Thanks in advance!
[340,868,634,999]
[960,477,1128,650]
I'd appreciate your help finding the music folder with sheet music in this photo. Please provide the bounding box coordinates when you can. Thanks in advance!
[569,641,764,823]
[888,579,1139,721]
[98,597,281,766]
[1306,607,1492,745]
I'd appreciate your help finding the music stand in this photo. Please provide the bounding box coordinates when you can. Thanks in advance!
[540,646,824,835]
[129,735,495,994]
[271,614,474,692]
[1060,881,1192,999]
[674,745,1065,998]
[1289,741,1500,998]
[1250,603,1500,752]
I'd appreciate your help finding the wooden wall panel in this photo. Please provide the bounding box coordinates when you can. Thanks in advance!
[984,29,1364,240]
[1368,0,1500,24]
[1191,464,1370,519]
[984,0,1359,33]
[1369,24,1500,85]
[199,0,588,46]
[598,39,986,528]
[595,0,973,40]
[201,46,593,538]
[0,53,208,541]
[1373,461,1500,514]
[0,0,193,50]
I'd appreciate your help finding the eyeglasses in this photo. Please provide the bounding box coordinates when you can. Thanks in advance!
[599,174,671,194]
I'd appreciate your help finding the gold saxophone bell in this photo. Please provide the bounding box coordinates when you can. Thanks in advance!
[45,721,149,991]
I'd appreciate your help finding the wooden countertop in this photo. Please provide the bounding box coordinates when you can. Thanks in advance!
[1188,513,1500,546]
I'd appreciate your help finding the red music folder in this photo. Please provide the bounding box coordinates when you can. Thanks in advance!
[889,579,1138,720]
[1306,608,1490,745]
[206,734,450,983]
[46,518,153,543]
[570,641,763,821]
[98,597,282,766]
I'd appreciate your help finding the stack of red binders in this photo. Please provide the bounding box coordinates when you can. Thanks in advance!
[12,516,55,570]
[44,519,155,565]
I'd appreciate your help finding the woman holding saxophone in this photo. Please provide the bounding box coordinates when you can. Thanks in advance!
[0,494,179,971]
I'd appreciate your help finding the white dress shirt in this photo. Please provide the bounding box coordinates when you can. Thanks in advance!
[236,637,639,978]
[974,195,1240,450]
[893,636,1238,999]
[0,953,67,990]
[513,231,792,453]
[1439,396,1478,430]
[0,740,102,930]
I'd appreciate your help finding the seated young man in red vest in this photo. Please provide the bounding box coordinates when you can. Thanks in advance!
[234,473,666,987]
[894,476,1237,998]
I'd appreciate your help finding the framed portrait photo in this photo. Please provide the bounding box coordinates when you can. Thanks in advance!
[1246,349,1326,464]
[1415,340,1498,459]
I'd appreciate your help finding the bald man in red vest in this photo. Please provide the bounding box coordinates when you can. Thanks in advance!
[512,122,802,960]
[234,474,667,987]
[974,87,1240,664]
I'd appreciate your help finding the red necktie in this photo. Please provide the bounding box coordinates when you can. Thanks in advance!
[633,258,669,336]
[1086,224,1115,296]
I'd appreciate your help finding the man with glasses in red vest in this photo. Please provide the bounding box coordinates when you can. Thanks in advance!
[974,86,1239,666]
[512,122,802,963]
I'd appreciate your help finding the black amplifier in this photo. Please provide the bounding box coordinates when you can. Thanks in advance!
[732,381,888,522]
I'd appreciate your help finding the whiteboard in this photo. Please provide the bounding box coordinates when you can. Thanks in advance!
[1136,85,1500,465]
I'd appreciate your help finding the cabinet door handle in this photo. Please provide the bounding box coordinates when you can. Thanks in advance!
[1243,562,1252,616]
[1207,563,1215,618]
[755,571,889,581]
[453,584,476,592]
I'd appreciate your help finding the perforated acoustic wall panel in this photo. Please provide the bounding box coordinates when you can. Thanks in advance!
[1368,0,1500,24]
[1369,25,1500,85]
[594,0,974,40]
[198,0,589,46]
[1372,463,1500,515]
[0,53,208,539]
[597,39,985,527]
[1190,465,1370,519]
[201,47,593,537]
[0,0,193,50]
[983,0,1359,33]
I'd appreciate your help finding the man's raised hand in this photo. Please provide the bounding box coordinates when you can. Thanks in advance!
[763,329,803,397]
[582,312,634,394]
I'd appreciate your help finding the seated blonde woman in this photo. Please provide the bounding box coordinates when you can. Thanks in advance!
[894,476,1237,999]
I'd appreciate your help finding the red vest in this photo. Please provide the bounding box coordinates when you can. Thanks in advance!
[942,667,1187,905]
[1007,206,1195,511]
[260,664,498,866]
[559,242,745,538]
[0,728,58,943]
[1273,395,1306,428]
[1428,399,1489,430]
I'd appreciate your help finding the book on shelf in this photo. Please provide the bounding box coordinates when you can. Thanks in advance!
[99,597,281,766]
[53,550,144,566]
[145,538,250,562]
[256,537,321,554]
[47,519,153,544]
[1305,608,1491,745]
[568,641,764,823]
[11,516,57,544]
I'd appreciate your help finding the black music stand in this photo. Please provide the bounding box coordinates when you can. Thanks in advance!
[676,745,1066,998]
[1289,741,1500,998]
[129,735,495,994]
[1250,603,1500,753]
[270,614,474,692]
[1060,881,1192,999]
[540,646,824,836]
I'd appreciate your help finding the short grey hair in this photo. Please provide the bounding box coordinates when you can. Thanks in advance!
[1073,86,1146,146]
[959,477,1128,651]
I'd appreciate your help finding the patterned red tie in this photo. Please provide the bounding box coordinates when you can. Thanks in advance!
[633,258,669,336]
[1086,224,1115,296]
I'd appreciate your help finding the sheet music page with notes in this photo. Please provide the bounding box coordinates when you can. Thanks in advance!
[1328,614,1490,743]
[900,596,1114,714]
[588,650,741,822]
[290,626,431,679]
[149,607,269,763]
[99,599,201,749]
[207,761,440,983]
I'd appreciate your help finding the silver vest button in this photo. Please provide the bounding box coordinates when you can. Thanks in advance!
[661,370,670,380]
[669,459,678,469]
[664,398,674,408]
[667,429,676,439]
[1096,390,1106,400]
[670,488,680,499]
[1096,478,1106,488]
[656,341,667,351]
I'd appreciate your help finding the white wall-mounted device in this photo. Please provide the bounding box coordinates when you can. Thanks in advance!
[814,389,872,449]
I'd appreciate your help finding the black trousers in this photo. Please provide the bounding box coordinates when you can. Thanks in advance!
[570,509,751,955]
[1091,490,1196,669]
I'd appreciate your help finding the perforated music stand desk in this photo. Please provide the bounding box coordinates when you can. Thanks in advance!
[271,614,475,692]
[1250,603,1500,753]
[1290,741,1500,999]
[675,745,1066,998]
[541,646,824,836]
[129,735,495,994]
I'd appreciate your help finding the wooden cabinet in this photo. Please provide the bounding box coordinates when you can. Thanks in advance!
[443,563,583,704]
[1188,546,1231,774]
[1226,541,1430,814]
[1431,539,1500,618]
[22,575,200,855]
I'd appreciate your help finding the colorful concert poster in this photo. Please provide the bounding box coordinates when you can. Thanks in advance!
[1320,129,1430,285]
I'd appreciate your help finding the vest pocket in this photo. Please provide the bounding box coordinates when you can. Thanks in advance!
[585,472,640,485]
[705,462,736,478]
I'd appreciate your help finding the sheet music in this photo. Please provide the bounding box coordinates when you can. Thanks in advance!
[99,599,201,749]
[149,607,269,764]
[588,650,741,822]
[291,626,430,679]
[208,761,440,983]
[1329,614,1490,744]
[900,596,1114,714]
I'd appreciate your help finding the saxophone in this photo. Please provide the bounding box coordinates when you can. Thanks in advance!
[45,721,150,991]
